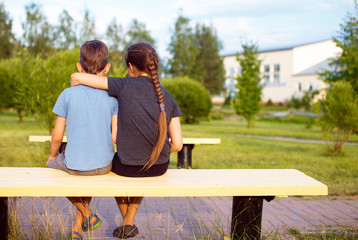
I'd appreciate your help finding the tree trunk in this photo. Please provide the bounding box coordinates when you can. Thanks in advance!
[17,109,23,123]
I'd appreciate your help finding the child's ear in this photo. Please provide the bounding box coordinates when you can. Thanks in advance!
[128,63,134,73]
[103,63,111,75]
[76,63,84,73]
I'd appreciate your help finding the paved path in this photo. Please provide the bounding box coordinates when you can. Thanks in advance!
[9,196,358,239]
[235,133,358,145]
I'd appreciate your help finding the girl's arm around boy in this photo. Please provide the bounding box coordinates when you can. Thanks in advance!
[71,73,108,90]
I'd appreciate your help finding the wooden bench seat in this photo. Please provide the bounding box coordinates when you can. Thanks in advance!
[0,167,327,239]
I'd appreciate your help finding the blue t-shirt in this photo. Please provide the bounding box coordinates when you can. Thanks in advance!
[53,85,118,171]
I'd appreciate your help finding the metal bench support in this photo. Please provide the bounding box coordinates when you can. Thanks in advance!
[0,197,8,240]
[231,196,274,240]
[177,144,194,168]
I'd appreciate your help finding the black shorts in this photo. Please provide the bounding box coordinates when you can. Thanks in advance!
[111,153,169,177]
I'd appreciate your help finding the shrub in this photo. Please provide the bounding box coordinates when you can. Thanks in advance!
[162,77,212,123]
[314,81,358,154]
[265,99,273,106]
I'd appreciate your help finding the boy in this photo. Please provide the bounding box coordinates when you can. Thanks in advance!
[47,40,118,240]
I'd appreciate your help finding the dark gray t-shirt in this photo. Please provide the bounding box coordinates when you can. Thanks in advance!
[108,76,182,166]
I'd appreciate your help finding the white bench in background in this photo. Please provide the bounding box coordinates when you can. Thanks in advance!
[29,135,221,168]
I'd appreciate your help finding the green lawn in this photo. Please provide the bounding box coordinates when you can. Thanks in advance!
[1,111,357,196]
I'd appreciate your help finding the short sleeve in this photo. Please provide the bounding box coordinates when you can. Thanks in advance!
[108,77,123,98]
[165,90,182,118]
[52,90,68,118]
[171,102,182,118]
[112,98,118,115]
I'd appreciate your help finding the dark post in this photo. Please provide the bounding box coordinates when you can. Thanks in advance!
[177,144,194,168]
[59,142,67,153]
[231,196,263,240]
[0,197,8,240]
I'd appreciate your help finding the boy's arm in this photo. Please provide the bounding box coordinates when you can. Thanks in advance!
[169,117,183,152]
[71,73,108,90]
[47,116,66,165]
[111,114,118,144]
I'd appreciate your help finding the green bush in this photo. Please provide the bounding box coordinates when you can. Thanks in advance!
[162,77,212,123]
[314,81,358,154]
[14,48,79,133]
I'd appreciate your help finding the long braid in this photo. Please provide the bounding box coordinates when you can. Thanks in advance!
[142,49,167,170]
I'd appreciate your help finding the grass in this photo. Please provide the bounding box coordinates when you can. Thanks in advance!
[287,227,358,240]
[1,110,358,196]
[181,119,358,142]
[3,109,357,239]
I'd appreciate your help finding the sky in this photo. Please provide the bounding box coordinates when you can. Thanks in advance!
[2,0,355,59]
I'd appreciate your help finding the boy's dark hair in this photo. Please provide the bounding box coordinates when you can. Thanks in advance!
[80,40,108,74]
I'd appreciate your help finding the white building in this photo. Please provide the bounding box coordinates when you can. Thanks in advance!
[223,40,341,103]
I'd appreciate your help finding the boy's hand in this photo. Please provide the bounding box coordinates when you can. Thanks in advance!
[47,155,57,165]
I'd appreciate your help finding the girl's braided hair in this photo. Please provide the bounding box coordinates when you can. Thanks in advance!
[125,43,167,170]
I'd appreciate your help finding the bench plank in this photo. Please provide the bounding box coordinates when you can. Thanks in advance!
[0,168,327,197]
[29,136,221,145]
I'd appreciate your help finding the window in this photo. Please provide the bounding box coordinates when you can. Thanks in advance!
[309,84,313,91]
[273,64,280,85]
[274,64,280,72]
[263,65,270,83]
[264,65,270,73]
[264,75,270,83]
[274,74,280,84]
[298,83,302,92]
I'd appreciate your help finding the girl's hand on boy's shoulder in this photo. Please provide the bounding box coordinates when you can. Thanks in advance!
[71,72,81,86]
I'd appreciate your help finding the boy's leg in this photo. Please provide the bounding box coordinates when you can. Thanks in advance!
[67,197,100,235]
[72,208,84,238]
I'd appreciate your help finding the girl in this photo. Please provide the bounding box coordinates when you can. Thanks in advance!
[71,42,183,239]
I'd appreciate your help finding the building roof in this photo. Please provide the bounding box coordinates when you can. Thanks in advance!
[294,59,337,76]
[221,39,332,57]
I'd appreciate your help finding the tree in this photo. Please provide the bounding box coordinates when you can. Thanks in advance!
[22,3,54,56]
[0,50,37,121]
[195,23,225,94]
[124,19,155,50]
[234,42,263,128]
[314,81,358,155]
[54,9,77,49]
[79,9,96,44]
[0,3,15,59]
[106,18,124,52]
[106,18,125,69]
[167,14,200,79]
[320,1,358,94]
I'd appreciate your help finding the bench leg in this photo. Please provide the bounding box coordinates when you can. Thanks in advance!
[177,144,194,168]
[0,197,8,240]
[231,196,263,240]
[59,142,67,153]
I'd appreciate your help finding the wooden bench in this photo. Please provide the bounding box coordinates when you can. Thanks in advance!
[0,167,328,240]
[28,135,221,168]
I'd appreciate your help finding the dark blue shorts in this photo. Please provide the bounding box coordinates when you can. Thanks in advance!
[111,153,169,177]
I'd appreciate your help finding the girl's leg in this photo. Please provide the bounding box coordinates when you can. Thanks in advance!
[114,197,143,226]
[122,197,143,226]
[115,197,129,219]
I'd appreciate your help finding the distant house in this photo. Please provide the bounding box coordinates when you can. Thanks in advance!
[222,39,341,103]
